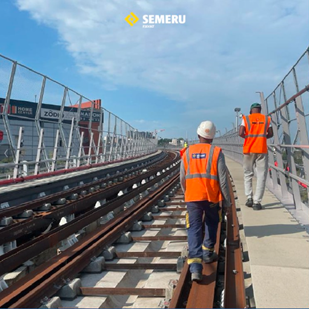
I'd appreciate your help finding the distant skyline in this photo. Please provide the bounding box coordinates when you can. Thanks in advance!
[0,0,308,139]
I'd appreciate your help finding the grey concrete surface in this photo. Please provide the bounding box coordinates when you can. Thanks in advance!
[226,157,309,308]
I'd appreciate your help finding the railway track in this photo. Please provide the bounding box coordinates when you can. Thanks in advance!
[0,151,246,308]
[0,152,175,276]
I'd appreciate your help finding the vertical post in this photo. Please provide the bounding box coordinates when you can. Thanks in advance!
[35,76,50,171]
[103,112,111,162]
[2,61,17,161]
[97,104,104,163]
[75,96,84,159]
[258,91,268,115]
[281,81,301,207]
[264,96,276,188]
[95,132,101,164]
[13,127,23,178]
[270,92,287,194]
[119,121,125,160]
[133,130,138,157]
[87,132,94,165]
[88,100,94,138]
[127,126,134,157]
[77,131,84,167]
[65,118,75,170]
[124,123,129,158]
[51,130,60,171]
[109,116,116,162]
[34,128,44,175]
[58,87,68,152]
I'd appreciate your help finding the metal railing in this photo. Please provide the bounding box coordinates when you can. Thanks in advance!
[0,54,157,181]
[214,46,309,226]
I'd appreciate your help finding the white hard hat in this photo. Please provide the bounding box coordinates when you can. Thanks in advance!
[197,121,216,139]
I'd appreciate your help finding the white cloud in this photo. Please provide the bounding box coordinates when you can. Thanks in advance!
[15,0,309,137]
[134,119,146,124]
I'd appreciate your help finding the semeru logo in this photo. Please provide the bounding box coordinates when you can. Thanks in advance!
[125,12,139,26]
[125,13,186,28]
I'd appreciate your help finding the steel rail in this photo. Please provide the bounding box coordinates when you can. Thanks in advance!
[0,173,180,308]
[169,169,246,308]
[185,218,221,308]
[0,153,179,277]
[169,209,221,308]
[224,175,246,308]
[0,153,174,245]
[0,151,160,186]
[0,152,166,218]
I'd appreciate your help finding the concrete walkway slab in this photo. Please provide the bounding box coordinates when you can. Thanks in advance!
[250,265,309,308]
[225,157,309,308]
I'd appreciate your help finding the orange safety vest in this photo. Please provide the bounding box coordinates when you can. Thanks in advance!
[182,143,223,203]
[243,113,270,154]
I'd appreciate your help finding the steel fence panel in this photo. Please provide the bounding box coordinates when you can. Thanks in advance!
[0,54,157,180]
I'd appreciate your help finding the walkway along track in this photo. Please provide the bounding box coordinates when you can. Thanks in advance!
[0,153,246,308]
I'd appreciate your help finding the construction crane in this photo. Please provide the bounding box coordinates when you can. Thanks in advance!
[152,129,165,138]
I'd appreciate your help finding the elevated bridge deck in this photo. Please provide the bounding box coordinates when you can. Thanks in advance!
[0,153,308,307]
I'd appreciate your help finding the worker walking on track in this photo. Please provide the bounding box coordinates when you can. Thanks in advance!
[180,121,231,282]
[239,103,273,210]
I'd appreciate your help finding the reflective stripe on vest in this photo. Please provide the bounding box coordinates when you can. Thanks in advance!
[245,115,251,132]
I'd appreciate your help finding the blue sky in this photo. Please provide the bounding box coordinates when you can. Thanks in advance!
[0,0,308,139]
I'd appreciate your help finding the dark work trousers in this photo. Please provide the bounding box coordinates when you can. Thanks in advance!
[186,200,220,273]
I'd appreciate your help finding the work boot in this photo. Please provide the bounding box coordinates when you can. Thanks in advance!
[203,251,218,264]
[253,203,262,210]
[191,272,202,282]
[245,198,253,207]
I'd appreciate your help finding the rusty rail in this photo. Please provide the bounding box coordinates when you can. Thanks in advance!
[224,175,246,308]
[0,152,167,218]
[0,153,171,245]
[0,153,247,308]
[169,169,246,308]
[0,172,181,308]
[0,153,179,277]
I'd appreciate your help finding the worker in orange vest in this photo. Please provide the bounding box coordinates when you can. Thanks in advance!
[239,103,273,210]
[180,147,187,158]
[179,142,188,158]
[180,121,231,282]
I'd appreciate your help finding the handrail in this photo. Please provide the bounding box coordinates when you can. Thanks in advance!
[268,84,309,115]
